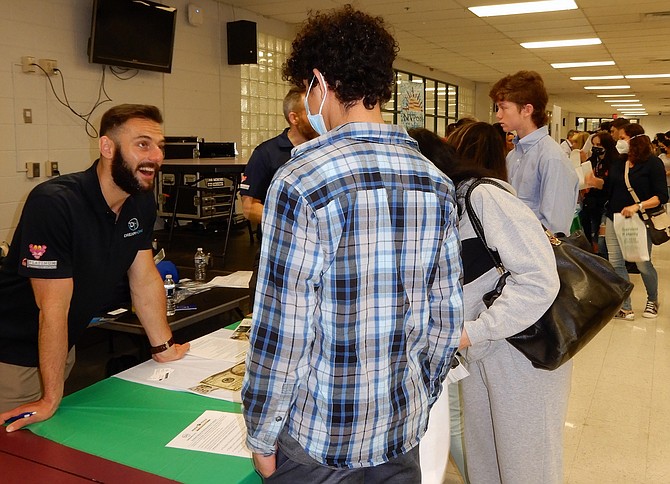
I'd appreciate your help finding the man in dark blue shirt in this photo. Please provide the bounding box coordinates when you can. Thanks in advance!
[239,87,316,305]
[0,104,189,431]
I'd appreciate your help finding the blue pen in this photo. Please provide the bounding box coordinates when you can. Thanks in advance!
[5,411,36,425]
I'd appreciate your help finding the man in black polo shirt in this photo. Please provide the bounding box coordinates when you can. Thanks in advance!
[0,104,189,431]
[240,87,317,305]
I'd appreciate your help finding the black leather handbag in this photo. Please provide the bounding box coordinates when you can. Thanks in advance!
[466,178,634,370]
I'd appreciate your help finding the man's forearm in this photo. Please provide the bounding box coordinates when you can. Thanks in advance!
[38,310,69,409]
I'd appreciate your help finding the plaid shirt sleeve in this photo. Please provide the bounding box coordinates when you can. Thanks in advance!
[242,177,321,454]
[425,206,463,405]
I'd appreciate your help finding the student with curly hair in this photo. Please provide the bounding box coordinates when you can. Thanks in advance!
[242,6,463,482]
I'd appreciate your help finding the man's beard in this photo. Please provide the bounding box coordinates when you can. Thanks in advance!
[111,149,155,195]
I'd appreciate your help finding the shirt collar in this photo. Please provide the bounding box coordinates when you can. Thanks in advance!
[292,123,420,158]
[514,125,548,154]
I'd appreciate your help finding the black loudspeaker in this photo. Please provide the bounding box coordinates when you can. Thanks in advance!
[227,20,257,65]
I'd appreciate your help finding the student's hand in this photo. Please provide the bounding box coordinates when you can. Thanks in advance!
[1,399,58,432]
[252,452,277,478]
[152,342,190,363]
[458,329,471,350]
[621,205,639,218]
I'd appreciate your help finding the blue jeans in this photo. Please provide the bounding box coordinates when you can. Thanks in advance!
[605,217,658,310]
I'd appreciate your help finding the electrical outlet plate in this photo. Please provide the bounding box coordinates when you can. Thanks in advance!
[26,162,40,178]
[38,58,57,75]
[46,161,59,177]
[21,56,35,73]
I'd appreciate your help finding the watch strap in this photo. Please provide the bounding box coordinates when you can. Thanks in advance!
[150,337,175,354]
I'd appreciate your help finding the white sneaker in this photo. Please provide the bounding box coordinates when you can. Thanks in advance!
[614,309,635,320]
[643,300,658,319]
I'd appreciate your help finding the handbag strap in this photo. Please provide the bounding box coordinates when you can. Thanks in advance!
[464,178,510,274]
[623,162,651,221]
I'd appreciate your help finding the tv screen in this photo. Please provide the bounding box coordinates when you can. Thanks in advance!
[88,0,177,73]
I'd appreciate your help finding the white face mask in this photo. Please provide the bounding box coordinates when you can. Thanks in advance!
[304,73,328,136]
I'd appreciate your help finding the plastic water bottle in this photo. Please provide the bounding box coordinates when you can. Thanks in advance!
[194,247,207,282]
[164,274,176,316]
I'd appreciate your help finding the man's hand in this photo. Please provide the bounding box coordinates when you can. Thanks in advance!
[152,342,190,363]
[1,398,59,433]
[252,452,277,478]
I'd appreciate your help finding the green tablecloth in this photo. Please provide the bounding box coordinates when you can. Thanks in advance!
[30,378,259,484]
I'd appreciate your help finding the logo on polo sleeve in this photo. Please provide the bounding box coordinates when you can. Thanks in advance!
[29,244,47,259]
[25,243,57,269]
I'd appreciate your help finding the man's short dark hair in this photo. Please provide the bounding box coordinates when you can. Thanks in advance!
[610,118,630,129]
[489,70,549,128]
[283,5,399,110]
[282,87,306,123]
[100,104,163,137]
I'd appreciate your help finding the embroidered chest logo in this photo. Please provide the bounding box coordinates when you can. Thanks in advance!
[128,218,139,231]
[124,218,143,238]
[29,244,47,259]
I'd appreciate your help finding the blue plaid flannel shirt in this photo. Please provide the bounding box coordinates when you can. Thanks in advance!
[242,122,463,468]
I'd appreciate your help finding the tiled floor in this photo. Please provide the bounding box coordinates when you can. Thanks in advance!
[446,241,670,484]
[564,241,670,483]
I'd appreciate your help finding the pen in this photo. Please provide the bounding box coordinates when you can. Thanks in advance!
[176,304,197,311]
[4,411,36,425]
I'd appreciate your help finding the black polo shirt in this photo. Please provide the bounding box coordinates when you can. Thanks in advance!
[0,160,155,367]
[239,128,294,203]
[605,155,669,219]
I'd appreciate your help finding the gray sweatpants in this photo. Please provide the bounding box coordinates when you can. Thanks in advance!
[461,341,572,484]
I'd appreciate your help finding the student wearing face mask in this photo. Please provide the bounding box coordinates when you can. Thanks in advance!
[586,124,668,320]
[241,6,463,482]
[579,131,617,253]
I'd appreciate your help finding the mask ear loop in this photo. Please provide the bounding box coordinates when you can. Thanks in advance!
[317,73,328,113]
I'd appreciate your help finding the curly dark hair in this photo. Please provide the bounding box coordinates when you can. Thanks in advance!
[489,71,549,128]
[283,5,399,109]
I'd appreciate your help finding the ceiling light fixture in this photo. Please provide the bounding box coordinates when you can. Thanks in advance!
[613,104,643,107]
[570,75,624,81]
[625,74,670,79]
[552,61,615,69]
[583,85,630,90]
[596,94,637,98]
[522,38,601,49]
[603,99,640,103]
[469,0,577,17]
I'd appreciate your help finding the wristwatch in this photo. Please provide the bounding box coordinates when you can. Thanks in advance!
[150,337,175,354]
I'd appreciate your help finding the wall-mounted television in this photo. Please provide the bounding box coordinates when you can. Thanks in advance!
[88,0,177,73]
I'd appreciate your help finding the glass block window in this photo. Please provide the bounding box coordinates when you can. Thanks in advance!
[240,33,293,159]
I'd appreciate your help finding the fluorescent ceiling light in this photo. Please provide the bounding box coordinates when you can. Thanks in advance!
[625,74,670,79]
[522,38,601,49]
[583,85,630,90]
[596,94,636,97]
[469,0,577,17]
[570,75,623,81]
[613,104,643,107]
[552,61,615,69]
[603,99,640,103]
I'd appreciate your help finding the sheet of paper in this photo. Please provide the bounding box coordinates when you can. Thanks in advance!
[189,329,248,361]
[114,355,243,403]
[166,410,251,458]
[577,160,592,190]
[206,271,253,288]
